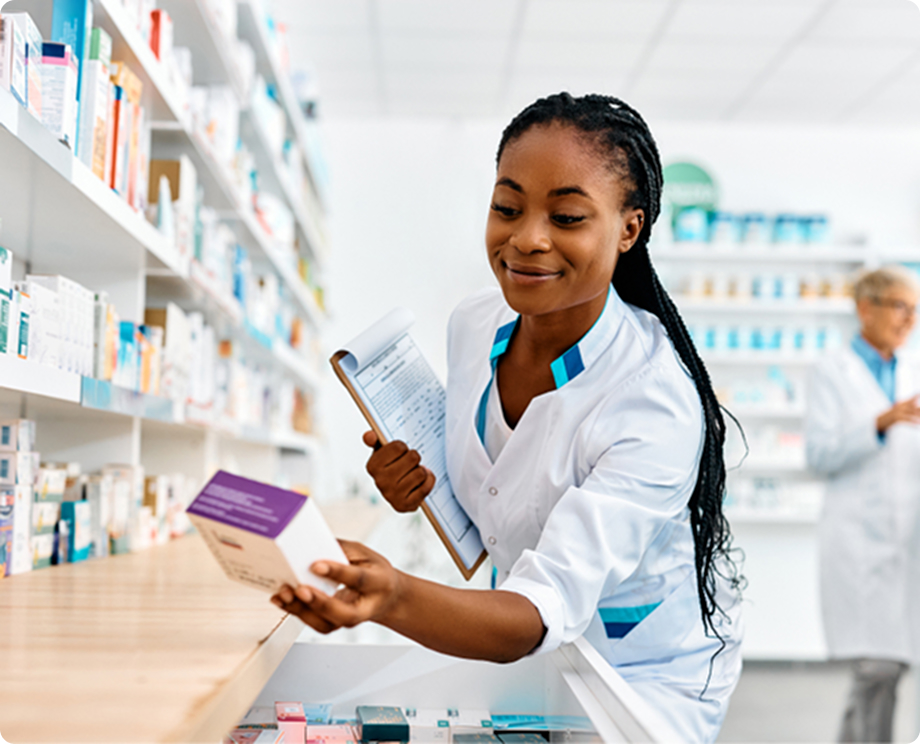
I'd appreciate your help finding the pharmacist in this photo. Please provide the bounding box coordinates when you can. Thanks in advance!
[274,93,744,743]
[805,267,920,743]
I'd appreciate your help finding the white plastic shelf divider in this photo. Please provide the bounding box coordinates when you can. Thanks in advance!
[650,245,871,263]
[0,355,82,403]
[676,298,854,314]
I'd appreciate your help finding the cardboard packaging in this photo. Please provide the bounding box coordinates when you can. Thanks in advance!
[305,725,359,743]
[40,41,79,149]
[0,419,36,452]
[149,10,172,62]
[4,13,41,117]
[0,451,34,487]
[51,0,93,157]
[186,470,347,595]
[0,245,12,356]
[356,706,410,743]
[403,709,451,742]
[0,14,27,107]
[31,531,54,568]
[237,705,277,730]
[0,492,13,576]
[222,730,284,744]
[5,484,32,575]
[275,702,306,743]
[60,500,91,561]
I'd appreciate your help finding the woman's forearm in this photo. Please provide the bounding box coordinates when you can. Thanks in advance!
[377,571,545,663]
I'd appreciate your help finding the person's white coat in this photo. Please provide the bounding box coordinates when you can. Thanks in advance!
[445,286,743,744]
[806,346,920,664]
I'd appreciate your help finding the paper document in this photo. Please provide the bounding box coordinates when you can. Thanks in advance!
[331,308,486,579]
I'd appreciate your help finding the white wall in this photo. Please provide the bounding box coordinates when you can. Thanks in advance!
[318,117,919,501]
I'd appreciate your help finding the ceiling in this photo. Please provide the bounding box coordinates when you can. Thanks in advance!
[275,0,919,125]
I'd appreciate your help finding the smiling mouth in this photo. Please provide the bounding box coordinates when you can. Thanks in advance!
[503,262,562,283]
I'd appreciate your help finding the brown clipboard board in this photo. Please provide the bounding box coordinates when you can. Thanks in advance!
[330,349,488,581]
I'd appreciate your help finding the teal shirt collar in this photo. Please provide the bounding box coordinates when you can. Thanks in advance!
[488,285,624,389]
[851,334,897,403]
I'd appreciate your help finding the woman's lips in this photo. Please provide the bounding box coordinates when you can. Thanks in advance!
[504,263,561,285]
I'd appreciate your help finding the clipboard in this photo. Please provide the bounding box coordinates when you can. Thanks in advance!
[330,310,487,581]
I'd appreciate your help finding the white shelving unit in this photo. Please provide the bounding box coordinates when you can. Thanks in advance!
[653,236,918,661]
[0,0,328,487]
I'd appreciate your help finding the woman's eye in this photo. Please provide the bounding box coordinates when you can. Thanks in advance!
[491,203,519,217]
[552,214,586,226]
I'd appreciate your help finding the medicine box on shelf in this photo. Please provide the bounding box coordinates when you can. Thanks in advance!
[253,638,679,743]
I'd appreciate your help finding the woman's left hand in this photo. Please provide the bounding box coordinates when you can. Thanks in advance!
[270,540,402,634]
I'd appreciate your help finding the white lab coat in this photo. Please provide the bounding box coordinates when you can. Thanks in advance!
[805,346,920,664]
[445,287,743,744]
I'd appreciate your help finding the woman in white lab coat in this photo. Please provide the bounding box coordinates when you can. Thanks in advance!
[273,94,743,743]
[806,267,920,743]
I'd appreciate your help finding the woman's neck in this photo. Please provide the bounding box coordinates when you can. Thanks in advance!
[514,289,608,365]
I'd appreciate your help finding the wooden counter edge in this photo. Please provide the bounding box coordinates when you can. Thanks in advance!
[164,613,304,743]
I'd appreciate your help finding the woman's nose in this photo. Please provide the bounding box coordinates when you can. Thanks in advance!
[510,215,551,254]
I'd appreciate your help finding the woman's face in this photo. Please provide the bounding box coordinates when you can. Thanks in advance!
[486,121,644,319]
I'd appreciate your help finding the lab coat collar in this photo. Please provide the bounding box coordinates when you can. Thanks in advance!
[488,284,623,389]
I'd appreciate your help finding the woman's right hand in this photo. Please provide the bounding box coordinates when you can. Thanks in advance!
[363,431,436,512]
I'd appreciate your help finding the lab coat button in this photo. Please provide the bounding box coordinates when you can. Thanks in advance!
[488,536,497,545]
[488,486,498,496]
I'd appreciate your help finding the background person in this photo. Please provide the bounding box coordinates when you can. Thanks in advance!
[805,266,920,743]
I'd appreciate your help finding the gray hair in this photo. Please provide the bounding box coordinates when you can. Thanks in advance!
[853,265,919,303]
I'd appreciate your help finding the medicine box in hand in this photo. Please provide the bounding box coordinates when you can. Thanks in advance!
[186,470,347,595]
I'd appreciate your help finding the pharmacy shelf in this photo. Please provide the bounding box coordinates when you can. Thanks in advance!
[236,0,325,208]
[149,123,326,330]
[94,0,189,125]
[0,86,184,278]
[650,245,870,263]
[0,355,321,453]
[0,534,302,743]
[0,354,82,404]
[702,353,821,367]
[723,405,806,419]
[148,261,320,391]
[239,106,328,268]
[157,0,248,101]
[731,459,809,474]
[677,298,854,315]
[725,508,819,525]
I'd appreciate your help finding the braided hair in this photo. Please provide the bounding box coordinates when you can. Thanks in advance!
[497,92,742,643]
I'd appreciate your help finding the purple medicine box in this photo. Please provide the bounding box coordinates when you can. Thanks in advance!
[187,470,346,594]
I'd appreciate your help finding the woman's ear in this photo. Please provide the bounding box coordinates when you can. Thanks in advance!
[618,208,645,253]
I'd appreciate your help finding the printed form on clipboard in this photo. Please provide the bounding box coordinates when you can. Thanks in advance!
[330,308,487,580]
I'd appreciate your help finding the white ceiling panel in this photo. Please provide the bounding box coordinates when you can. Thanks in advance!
[773,42,917,80]
[276,0,369,32]
[522,0,672,38]
[847,65,921,125]
[643,40,783,74]
[632,72,752,100]
[313,68,380,97]
[514,39,646,71]
[507,71,632,104]
[810,0,920,42]
[387,94,501,118]
[377,0,521,33]
[285,30,376,68]
[381,33,509,71]
[662,0,823,40]
[386,71,503,100]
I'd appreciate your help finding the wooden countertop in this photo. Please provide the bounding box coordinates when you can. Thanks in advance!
[0,534,301,743]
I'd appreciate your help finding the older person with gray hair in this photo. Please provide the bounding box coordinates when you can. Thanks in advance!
[806,266,919,743]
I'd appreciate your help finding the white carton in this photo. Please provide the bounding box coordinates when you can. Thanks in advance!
[186,470,347,595]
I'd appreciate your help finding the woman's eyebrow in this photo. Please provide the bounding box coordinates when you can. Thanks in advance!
[495,177,523,192]
[550,185,591,199]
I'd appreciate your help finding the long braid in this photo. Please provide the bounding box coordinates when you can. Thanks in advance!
[497,93,743,643]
